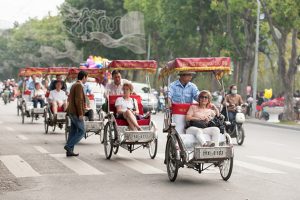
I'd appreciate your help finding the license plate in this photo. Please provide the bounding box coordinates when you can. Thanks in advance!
[57,112,66,120]
[33,108,44,114]
[194,147,231,160]
[126,132,153,142]
[85,121,102,130]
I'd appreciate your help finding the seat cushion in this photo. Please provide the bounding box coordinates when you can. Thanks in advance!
[51,106,64,112]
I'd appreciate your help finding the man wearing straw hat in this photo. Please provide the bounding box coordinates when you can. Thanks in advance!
[167,71,199,106]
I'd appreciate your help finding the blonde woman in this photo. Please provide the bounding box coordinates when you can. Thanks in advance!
[115,83,142,131]
[186,90,220,147]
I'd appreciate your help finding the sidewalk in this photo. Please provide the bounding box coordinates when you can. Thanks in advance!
[246,117,300,131]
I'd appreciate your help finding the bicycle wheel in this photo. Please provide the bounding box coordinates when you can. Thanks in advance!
[148,138,158,159]
[104,123,113,159]
[44,111,49,134]
[219,157,233,181]
[166,137,179,182]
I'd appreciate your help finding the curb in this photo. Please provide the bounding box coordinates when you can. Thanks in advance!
[246,120,300,131]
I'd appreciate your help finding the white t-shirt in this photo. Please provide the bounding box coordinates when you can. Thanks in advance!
[33,89,45,98]
[49,90,67,102]
[105,79,129,95]
[115,97,135,112]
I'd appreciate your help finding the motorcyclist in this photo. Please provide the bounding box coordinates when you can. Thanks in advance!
[224,84,244,122]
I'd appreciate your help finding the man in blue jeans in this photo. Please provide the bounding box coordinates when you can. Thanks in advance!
[64,71,88,157]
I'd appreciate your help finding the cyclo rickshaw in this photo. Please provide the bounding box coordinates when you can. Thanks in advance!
[18,67,48,124]
[160,57,234,182]
[44,67,72,134]
[65,68,106,142]
[103,60,158,159]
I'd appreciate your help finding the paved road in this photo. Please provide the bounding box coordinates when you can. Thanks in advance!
[0,101,300,200]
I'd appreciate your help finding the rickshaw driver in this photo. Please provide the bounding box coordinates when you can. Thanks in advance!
[105,70,129,96]
[167,71,199,106]
[49,74,67,92]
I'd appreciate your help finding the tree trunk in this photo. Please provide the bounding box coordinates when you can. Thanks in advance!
[282,29,298,120]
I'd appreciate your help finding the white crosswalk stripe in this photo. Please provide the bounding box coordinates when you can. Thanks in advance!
[5,126,14,131]
[17,134,28,140]
[0,155,41,178]
[117,157,165,174]
[249,156,300,170]
[34,146,49,154]
[235,160,285,174]
[49,154,104,175]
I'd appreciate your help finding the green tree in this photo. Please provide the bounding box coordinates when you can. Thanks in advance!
[260,0,300,120]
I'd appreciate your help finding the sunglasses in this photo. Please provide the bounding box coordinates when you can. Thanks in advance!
[199,96,209,99]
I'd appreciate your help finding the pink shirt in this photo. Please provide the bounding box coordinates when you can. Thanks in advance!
[187,105,216,121]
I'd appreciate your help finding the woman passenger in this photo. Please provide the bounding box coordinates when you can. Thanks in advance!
[115,83,142,131]
[186,90,220,147]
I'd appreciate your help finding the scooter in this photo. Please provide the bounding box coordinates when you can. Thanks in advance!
[2,89,11,105]
[223,104,247,145]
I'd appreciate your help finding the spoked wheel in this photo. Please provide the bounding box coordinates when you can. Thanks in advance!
[236,125,245,145]
[21,104,25,124]
[166,137,179,182]
[219,157,233,181]
[113,144,119,155]
[148,138,158,159]
[17,103,20,116]
[44,111,49,134]
[99,130,104,144]
[103,123,113,159]
[31,112,34,123]
[65,116,70,142]
[163,109,171,132]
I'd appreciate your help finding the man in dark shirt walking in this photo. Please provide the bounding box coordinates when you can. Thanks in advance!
[64,71,88,157]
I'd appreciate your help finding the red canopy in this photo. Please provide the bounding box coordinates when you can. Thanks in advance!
[47,67,77,75]
[18,67,48,77]
[108,60,157,73]
[159,57,231,79]
[68,68,105,78]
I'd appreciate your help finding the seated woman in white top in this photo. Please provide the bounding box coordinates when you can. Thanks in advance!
[186,90,220,147]
[48,81,68,114]
[115,82,142,131]
[32,82,45,108]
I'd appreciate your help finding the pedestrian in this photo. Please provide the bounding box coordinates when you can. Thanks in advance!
[64,70,88,157]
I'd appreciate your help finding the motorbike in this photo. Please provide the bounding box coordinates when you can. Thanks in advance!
[2,89,11,105]
[223,104,247,145]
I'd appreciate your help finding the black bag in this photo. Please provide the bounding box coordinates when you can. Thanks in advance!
[188,120,208,129]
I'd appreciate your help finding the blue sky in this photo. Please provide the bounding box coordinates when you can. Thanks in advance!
[0,0,65,29]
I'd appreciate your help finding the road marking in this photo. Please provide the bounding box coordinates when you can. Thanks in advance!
[34,146,49,154]
[17,135,28,140]
[235,160,285,174]
[295,157,300,160]
[49,154,104,175]
[5,127,15,131]
[267,142,286,147]
[0,155,41,178]
[117,157,165,174]
[249,156,300,170]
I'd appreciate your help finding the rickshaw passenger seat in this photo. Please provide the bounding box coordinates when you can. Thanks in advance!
[171,103,227,147]
[108,95,150,126]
